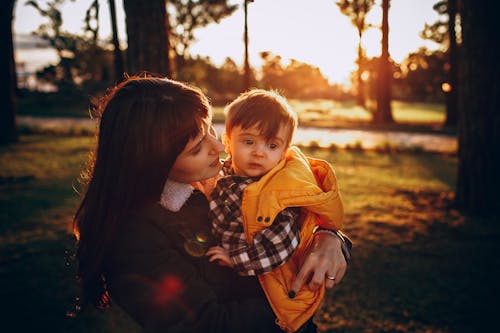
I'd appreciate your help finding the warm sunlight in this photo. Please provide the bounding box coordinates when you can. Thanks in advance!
[191,0,442,84]
[14,0,441,85]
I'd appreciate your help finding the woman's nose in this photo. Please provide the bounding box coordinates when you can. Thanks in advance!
[210,137,225,154]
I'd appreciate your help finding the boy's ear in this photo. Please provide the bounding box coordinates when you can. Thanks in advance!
[222,133,231,154]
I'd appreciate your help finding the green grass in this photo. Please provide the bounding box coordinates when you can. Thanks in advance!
[391,101,445,124]
[1,135,495,332]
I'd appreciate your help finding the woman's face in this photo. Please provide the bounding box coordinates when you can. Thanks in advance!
[168,119,225,183]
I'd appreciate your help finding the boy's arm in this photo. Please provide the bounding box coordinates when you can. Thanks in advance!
[229,208,301,276]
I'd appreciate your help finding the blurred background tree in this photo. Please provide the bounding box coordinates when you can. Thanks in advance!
[374,0,393,124]
[259,52,336,100]
[26,0,116,92]
[399,48,447,102]
[336,0,375,108]
[108,0,124,82]
[421,0,460,128]
[168,0,237,77]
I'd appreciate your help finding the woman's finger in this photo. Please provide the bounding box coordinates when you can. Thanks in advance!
[325,273,336,289]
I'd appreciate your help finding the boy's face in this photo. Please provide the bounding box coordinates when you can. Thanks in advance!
[225,124,290,177]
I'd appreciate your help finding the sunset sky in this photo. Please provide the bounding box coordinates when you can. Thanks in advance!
[14,0,442,84]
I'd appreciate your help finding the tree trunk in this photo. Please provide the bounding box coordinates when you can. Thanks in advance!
[108,0,124,81]
[123,0,171,77]
[1,0,18,145]
[444,0,458,127]
[456,0,500,216]
[374,0,393,124]
[356,33,365,107]
[243,0,251,92]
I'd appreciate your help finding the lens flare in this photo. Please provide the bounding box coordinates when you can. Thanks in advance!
[184,239,206,257]
[195,232,208,243]
[155,275,184,304]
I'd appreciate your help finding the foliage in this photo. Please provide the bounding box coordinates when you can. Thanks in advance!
[420,0,462,49]
[358,48,447,104]
[26,0,116,94]
[19,0,459,105]
[361,49,444,104]
[336,0,375,35]
[400,48,447,102]
[168,0,238,59]
[419,0,460,127]
[336,0,376,106]
[175,56,244,105]
[259,52,341,99]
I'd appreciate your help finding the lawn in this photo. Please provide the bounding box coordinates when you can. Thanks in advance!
[1,134,496,332]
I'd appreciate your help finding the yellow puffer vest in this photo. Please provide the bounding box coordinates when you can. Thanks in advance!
[241,146,344,332]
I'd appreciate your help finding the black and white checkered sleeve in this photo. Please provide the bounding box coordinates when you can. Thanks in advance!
[229,207,301,276]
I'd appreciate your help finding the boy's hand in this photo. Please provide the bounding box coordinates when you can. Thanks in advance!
[206,246,234,268]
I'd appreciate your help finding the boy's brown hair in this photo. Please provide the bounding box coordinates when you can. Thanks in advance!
[224,89,298,146]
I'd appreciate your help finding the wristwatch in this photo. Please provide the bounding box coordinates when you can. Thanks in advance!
[313,226,352,264]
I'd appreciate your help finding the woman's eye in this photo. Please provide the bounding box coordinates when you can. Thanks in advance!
[191,144,202,155]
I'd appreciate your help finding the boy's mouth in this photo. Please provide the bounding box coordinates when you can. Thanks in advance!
[248,163,262,168]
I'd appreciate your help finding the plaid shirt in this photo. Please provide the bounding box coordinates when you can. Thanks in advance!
[209,167,300,276]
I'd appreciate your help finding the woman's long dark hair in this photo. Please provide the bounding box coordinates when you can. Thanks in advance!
[73,76,210,307]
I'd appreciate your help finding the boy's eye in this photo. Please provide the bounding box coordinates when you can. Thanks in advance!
[244,139,254,145]
[268,143,278,149]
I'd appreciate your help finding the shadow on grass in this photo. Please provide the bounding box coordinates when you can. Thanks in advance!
[1,230,140,333]
[317,189,499,333]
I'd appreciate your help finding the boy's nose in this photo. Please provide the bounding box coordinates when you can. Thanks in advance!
[252,147,265,157]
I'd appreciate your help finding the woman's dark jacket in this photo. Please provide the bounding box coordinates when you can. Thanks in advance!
[105,190,282,333]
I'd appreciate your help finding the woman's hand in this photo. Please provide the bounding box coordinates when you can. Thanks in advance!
[290,233,347,294]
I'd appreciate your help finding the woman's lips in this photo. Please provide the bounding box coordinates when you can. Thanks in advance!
[210,158,221,167]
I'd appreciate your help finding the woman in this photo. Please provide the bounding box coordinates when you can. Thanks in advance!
[73,76,349,332]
